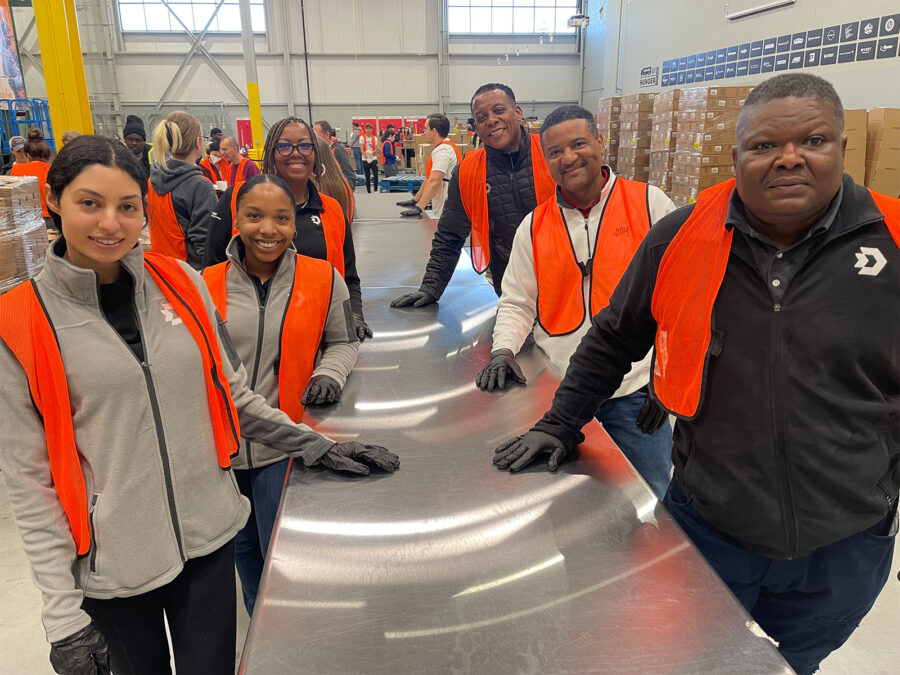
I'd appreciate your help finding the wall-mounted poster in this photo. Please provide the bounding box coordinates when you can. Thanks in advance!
[0,0,26,98]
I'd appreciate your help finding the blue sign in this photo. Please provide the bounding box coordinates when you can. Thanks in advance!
[774,54,789,70]
[678,56,688,70]
[725,62,737,77]
[696,52,706,67]
[856,40,877,61]
[841,22,859,42]
[705,65,716,79]
[726,45,738,61]
[750,41,763,57]
[687,54,696,69]
[715,64,726,79]
[662,60,671,73]
[738,43,751,59]
[685,70,695,83]
[749,58,762,74]
[763,37,777,54]
[860,18,879,40]
[694,68,705,82]
[788,52,804,69]
[823,25,839,45]
[881,14,899,36]
[821,46,838,65]
[776,34,791,52]
[761,56,775,72]
[805,49,821,67]
[736,60,749,76]
[877,36,899,59]
[791,32,806,49]
[677,71,686,84]
[707,50,717,64]
[806,29,823,48]
[716,48,727,63]
[838,43,856,63]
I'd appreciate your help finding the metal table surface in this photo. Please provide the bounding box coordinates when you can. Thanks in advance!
[239,212,791,674]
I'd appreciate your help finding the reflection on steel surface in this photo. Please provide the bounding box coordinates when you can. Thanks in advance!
[239,219,791,675]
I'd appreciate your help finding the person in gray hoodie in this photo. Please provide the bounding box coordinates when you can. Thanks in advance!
[147,111,216,269]
[0,135,399,675]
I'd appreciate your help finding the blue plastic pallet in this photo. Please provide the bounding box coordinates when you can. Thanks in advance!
[379,176,424,193]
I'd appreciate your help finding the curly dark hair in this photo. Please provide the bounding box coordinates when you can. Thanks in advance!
[261,116,319,184]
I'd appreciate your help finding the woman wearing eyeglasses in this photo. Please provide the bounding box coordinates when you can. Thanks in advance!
[205,117,372,340]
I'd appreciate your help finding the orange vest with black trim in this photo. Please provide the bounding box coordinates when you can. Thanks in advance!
[651,178,900,419]
[0,252,241,556]
[228,157,250,187]
[426,139,462,178]
[146,179,187,261]
[532,177,651,336]
[458,132,555,273]
[203,254,334,422]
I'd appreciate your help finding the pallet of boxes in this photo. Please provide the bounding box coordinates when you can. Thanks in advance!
[649,89,680,193]
[865,107,900,198]
[670,86,752,206]
[597,96,621,172]
[0,175,48,294]
[618,93,655,182]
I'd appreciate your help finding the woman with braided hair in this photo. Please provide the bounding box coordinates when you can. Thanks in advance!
[205,116,372,340]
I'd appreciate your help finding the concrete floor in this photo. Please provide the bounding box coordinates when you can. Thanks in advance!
[1,190,898,673]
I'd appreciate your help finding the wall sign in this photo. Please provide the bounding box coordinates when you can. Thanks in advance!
[640,65,659,87]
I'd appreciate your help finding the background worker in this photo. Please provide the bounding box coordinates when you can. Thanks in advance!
[476,104,676,499]
[349,120,363,173]
[381,131,399,178]
[6,135,28,171]
[390,83,555,308]
[313,135,356,223]
[491,73,899,675]
[220,136,260,186]
[397,113,460,219]
[359,123,380,193]
[199,139,227,186]
[10,136,53,230]
[209,127,224,144]
[314,120,357,191]
[122,114,152,179]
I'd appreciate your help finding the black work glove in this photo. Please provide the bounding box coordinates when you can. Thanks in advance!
[476,349,526,391]
[400,205,423,217]
[636,393,669,434]
[390,289,437,308]
[319,441,400,475]
[353,313,373,341]
[49,622,111,675]
[493,430,569,472]
[301,375,342,406]
[396,198,417,207]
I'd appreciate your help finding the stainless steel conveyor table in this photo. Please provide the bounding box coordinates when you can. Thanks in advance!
[239,213,791,674]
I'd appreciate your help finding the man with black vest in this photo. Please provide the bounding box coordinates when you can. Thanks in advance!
[492,73,899,675]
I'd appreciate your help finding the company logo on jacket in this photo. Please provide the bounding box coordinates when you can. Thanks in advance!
[161,302,184,326]
[854,247,886,276]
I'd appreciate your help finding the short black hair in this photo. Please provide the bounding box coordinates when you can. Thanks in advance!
[210,127,223,135]
[208,139,221,153]
[426,113,450,138]
[540,105,598,141]
[739,73,844,136]
[470,83,516,111]
[315,120,333,137]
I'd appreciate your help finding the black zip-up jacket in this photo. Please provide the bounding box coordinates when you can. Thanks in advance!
[533,175,899,560]
[419,126,544,298]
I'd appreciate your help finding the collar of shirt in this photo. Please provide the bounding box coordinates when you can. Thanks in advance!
[556,166,613,218]
[295,180,324,214]
[724,183,843,252]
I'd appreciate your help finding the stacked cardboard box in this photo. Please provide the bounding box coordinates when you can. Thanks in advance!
[842,110,868,186]
[669,86,751,206]
[865,108,900,197]
[415,143,434,177]
[0,175,47,293]
[597,96,622,171]
[617,93,656,181]
[649,89,680,193]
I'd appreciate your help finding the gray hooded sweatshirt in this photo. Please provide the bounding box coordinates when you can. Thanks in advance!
[149,158,217,269]
[0,240,335,643]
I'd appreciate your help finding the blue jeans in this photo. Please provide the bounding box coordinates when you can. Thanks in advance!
[233,459,290,615]
[665,479,897,675]
[595,388,673,500]
[352,147,362,174]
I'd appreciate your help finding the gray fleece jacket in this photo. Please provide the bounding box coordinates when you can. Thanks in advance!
[220,236,359,469]
[0,240,336,643]
[149,158,217,269]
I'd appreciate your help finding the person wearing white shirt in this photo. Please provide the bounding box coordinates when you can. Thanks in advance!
[397,113,460,219]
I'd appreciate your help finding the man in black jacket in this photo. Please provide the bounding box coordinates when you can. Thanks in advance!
[492,73,898,674]
[391,83,551,306]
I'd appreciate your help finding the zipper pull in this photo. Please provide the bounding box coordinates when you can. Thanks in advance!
[773,303,782,312]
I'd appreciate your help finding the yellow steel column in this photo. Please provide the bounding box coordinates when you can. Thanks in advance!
[33,0,94,149]
[238,0,264,163]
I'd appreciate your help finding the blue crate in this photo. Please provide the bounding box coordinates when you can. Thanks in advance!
[379,176,424,193]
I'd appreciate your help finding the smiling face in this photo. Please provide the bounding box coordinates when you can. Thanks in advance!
[273,122,316,186]
[542,118,606,200]
[46,164,144,282]
[471,89,523,151]
[733,96,845,244]
[237,182,296,274]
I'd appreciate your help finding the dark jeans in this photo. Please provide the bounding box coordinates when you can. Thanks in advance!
[665,479,897,675]
[233,459,290,615]
[595,387,673,500]
[81,540,236,675]
[362,160,379,192]
[352,147,362,172]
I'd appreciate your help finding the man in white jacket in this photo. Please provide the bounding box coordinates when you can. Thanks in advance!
[476,104,676,498]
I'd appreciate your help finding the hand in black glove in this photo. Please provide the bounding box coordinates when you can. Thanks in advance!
[301,375,342,406]
[319,441,400,475]
[396,198,417,207]
[636,392,669,434]
[400,205,424,217]
[353,313,373,341]
[390,289,437,308]
[493,430,569,472]
[476,349,526,391]
[49,622,111,675]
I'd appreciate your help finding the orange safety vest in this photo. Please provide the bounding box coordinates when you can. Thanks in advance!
[426,139,462,178]
[200,156,224,184]
[203,255,334,422]
[532,178,650,336]
[458,132,556,273]
[11,160,52,217]
[0,253,241,556]
[651,178,900,419]
[228,157,251,187]
[146,179,187,261]
[360,133,378,160]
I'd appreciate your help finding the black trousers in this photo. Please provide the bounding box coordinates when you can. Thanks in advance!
[82,540,237,675]
[362,160,379,192]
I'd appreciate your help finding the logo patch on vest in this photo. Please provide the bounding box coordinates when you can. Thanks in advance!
[311,215,322,226]
[160,303,184,326]
[854,247,886,276]
[614,225,628,237]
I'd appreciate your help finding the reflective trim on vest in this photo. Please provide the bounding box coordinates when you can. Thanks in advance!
[426,139,462,178]
[458,132,555,274]
[532,178,651,337]
[650,179,900,419]
[146,179,188,261]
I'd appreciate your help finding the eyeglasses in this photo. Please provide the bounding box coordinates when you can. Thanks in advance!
[274,142,315,157]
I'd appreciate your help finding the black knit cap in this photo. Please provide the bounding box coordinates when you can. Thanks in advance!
[123,114,146,140]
